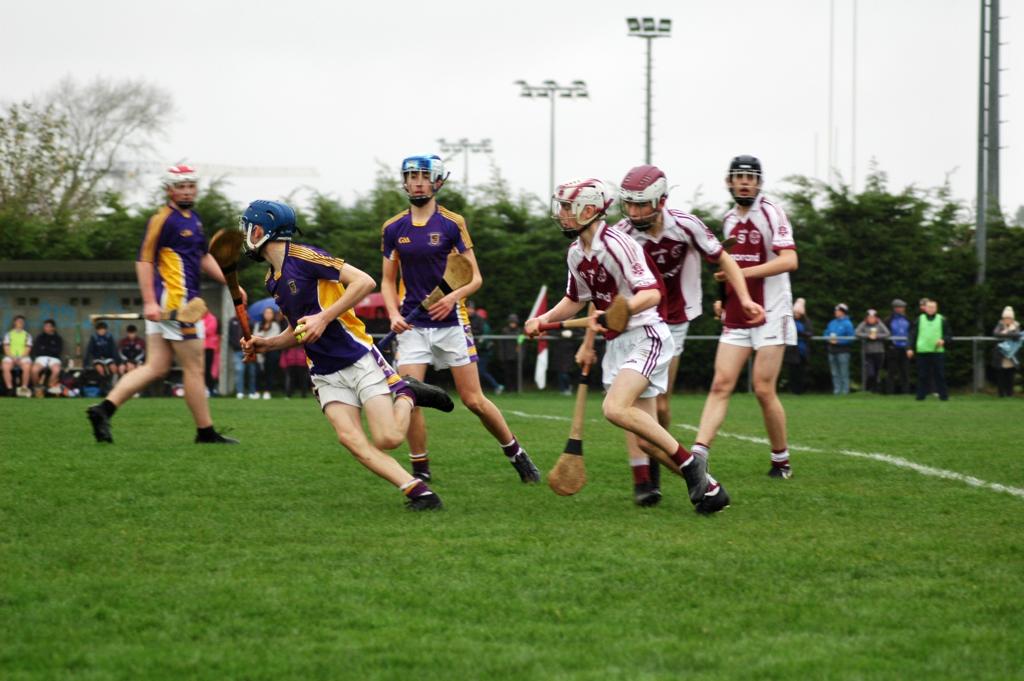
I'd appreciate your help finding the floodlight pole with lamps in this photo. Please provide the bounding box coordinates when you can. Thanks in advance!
[626,17,672,164]
[514,79,588,195]
[437,138,492,194]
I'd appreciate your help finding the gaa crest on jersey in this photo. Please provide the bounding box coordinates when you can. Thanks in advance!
[180,229,194,238]
[670,245,683,259]
[778,224,789,237]
[429,232,441,246]
[597,268,608,283]
[749,230,762,245]
[631,262,645,276]
[288,279,298,294]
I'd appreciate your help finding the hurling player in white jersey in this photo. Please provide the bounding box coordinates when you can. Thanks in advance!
[526,178,738,515]
[608,165,762,507]
[694,155,799,479]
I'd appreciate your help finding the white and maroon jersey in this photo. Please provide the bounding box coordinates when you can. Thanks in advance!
[614,208,723,324]
[721,194,796,329]
[565,222,664,340]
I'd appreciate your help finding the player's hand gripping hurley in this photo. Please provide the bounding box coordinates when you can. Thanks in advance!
[375,253,474,349]
[537,296,631,334]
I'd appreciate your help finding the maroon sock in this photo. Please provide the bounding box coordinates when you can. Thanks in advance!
[670,445,692,468]
[501,437,521,458]
[631,464,651,485]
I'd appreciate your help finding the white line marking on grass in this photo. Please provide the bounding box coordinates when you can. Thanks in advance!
[503,409,1024,499]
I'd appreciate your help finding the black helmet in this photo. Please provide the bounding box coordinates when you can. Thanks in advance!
[727,155,762,206]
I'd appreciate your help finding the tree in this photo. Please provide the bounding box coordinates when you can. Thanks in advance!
[0,102,72,227]
[40,77,173,225]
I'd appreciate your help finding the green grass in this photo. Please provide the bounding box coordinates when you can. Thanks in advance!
[2,393,1023,680]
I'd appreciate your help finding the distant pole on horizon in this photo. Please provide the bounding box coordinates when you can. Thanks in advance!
[437,138,493,195]
[626,17,673,164]
[851,0,858,192]
[828,0,835,184]
[514,80,588,197]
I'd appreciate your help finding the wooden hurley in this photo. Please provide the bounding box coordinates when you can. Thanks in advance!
[538,295,631,334]
[90,297,208,324]
[209,228,254,361]
[548,307,597,497]
[376,252,475,349]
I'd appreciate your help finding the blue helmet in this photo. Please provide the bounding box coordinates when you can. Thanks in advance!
[240,200,298,258]
[401,155,449,206]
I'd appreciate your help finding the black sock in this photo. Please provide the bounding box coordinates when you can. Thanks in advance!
[197,426,216,439]
[99,399,117,418]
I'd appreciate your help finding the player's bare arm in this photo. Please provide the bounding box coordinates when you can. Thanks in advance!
[426,249,483,321]
[133,260,162,321]
[380,255,412,334]
[713,252,766,323]
[715,248,798,282]
[525,297,586,337]
[295,264,375,345]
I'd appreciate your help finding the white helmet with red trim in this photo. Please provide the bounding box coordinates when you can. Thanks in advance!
[163,164,199,187]
[619,165,668,230]
[551,178,614,239]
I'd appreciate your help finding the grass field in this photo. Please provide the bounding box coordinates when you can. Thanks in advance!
[2,392,1023,680]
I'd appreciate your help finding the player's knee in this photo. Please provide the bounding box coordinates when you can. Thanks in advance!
[753,379,777,401]
[709,376,736,396]
[460,392,488,414]
[372,431,403,451]
[602,400,626,427]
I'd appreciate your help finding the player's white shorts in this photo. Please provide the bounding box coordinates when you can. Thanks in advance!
[395,324,477,370]
[145,320,205,342]
[720,315,797,350]
[602,322,675,400]
[668,322,690,358]
[32,356,62,368]
[311,351,392,410]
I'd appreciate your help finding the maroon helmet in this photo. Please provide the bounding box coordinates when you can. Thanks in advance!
[619,165,668,230]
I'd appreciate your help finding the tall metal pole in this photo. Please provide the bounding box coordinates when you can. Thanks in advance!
[549,92,556,195]
[977,0,989,291]
[645,36,653,164]
[828,0,835,184]
[851,0,858,191]
[987,0,1000,214]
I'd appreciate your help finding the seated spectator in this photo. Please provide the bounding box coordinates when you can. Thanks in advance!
[855,308,890,393]
[118,324,146,375]
[3,314,34,397]
[85,321,120,394]
[992,306,1021,397]
[824,303,855,395]
[31,319,64,397]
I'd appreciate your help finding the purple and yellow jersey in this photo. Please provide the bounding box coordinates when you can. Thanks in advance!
[137,205,206,338]
[380,206,472,328]
[267,242,374,375]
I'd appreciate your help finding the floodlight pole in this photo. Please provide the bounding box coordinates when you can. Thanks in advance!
[437,138,493,194]
[627,17,672,164]
[514,79,588,196]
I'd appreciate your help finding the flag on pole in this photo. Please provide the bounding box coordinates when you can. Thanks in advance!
[529,285,549,390]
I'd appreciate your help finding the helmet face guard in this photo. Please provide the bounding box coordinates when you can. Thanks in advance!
[727,155,762,207]
[239,200,299,261]
[550,179,613,239]
[401,155,449,206]
[619,165,667,230]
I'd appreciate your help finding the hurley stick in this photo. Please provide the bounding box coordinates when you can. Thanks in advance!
[538,295,631,334]
[548,307,597,496]
[376,253,474,349]
[208,228,254,361]
[91,297,208,324]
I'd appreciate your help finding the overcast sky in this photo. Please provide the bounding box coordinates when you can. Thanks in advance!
[5,0,1021,219]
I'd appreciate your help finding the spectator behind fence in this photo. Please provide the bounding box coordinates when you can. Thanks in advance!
[885,298,911,394]
[253,308,281,399]
[469,302,503,394]
[118,324,145,375]
[992,306,1021,398]
[202,311,220,396]
[824,303,855,395]
[856,308,890,394]
[784,297,812,394]
[31,319,64,396]
[497,313,521,389]
[85,321,119,394]
[3,314,33,397]
[229,316,257,399]
[908,299,951,401]
[279,344,309,398]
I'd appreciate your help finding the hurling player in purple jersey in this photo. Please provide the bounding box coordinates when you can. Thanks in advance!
[527,178,736,515]
[380,155,539,485]
[238,200,454,511]
[87,165,240,445]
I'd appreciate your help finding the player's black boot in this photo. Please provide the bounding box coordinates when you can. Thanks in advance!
[86,405,113,443]
[680,453,710,505]
[195,428,239,444]
[510,450,541,483]
[401,376,455,413]
[406,492,444,511]
[767,464,792,479]
[694,483,731,515]
[634,481,662,507]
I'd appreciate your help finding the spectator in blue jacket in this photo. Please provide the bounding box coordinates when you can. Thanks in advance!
[885,298,911,394]
[824,303,855,395]
[85,321,120,394]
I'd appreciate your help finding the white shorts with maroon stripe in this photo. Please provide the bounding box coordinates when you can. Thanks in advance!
[602,322,674,399]
[668,322,690,358]
[720,315,797,350]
